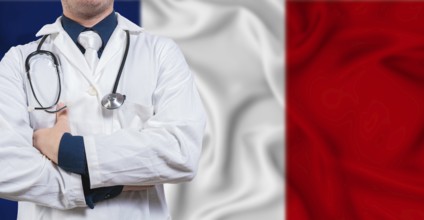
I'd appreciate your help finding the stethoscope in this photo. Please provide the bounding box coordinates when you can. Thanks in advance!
[25,30,130,113]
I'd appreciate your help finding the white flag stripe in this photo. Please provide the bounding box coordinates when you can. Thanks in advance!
[143,1,285,219]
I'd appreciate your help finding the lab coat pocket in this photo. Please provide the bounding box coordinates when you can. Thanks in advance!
[115,101,154,130]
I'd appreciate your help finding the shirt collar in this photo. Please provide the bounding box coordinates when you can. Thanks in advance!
[61,11,118,54]
[37,13,143,38]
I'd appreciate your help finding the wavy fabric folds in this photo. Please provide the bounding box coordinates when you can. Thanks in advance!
[288,2,424,219]
[142,1,284,219]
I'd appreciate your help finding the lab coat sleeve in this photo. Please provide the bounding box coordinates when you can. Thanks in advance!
[0,47,86,209]
[84,38,207,188]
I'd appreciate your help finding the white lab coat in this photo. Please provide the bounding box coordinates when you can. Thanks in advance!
[0,13,206,220]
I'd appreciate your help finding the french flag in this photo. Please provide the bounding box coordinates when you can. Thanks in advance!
[11,0,424,220]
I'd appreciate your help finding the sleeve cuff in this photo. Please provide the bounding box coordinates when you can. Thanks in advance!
[82,175,123,209]
[58,133,88,175]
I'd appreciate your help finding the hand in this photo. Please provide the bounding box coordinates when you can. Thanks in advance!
[122,185,154,192]
[33,103,70,164]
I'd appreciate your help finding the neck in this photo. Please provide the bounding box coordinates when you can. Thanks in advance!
[63,8,113,27]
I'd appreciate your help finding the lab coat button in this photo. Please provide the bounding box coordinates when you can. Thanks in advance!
[87,87,97,96]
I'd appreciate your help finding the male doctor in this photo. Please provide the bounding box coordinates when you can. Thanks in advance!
[0,0,206,219]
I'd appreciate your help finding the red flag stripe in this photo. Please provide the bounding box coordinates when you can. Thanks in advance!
[288,1,424,219]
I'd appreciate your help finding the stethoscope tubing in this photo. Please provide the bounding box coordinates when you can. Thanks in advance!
[113,30,129,94]
[25,36,64,113]
[25,30,130,113]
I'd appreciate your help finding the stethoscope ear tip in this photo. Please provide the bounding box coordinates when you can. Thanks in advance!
[27,106,35,112]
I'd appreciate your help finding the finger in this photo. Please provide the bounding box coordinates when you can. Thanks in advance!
[32,129,43,150]
[32,131,38,146]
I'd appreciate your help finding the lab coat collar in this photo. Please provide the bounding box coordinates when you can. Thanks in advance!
[36,12,143,37]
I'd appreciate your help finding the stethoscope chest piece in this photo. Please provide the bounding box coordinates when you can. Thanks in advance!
[101,93,126,110]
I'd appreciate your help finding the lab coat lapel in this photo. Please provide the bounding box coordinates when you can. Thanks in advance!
[53,33,94,82]
[36,17,96,84]
[95,13,144,76]
[94,28,125,76]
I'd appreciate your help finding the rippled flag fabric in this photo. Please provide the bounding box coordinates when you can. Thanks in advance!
[143,0,284,219]
[288,1,424,219]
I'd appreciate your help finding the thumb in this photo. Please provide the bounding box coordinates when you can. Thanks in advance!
[55,103,70,133]
[56,102,68,121]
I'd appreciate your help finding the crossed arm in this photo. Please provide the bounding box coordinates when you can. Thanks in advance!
[0,38,206,209]
[32,103,151,207]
